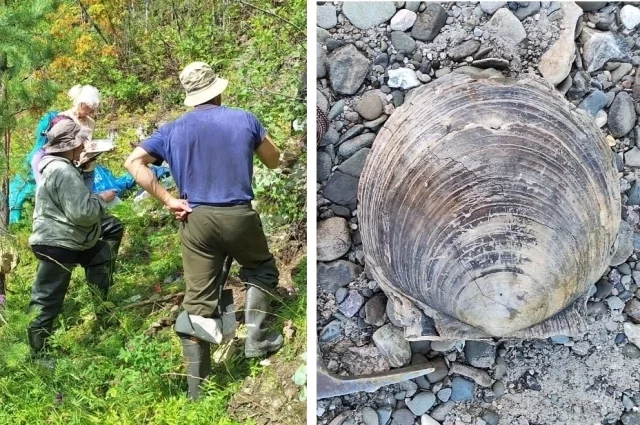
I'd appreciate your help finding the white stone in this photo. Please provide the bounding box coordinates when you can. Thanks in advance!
[595,109,607,128]
[480,1,507,15]
[388,68,421,89]
[422,414,441,425]
[390,9,417,31]
[624,322,640,349]
[621,5,640,30]
[538,1,583,85]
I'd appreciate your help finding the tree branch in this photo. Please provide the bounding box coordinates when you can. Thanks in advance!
[77,0,110,45]
[236,0,304,34]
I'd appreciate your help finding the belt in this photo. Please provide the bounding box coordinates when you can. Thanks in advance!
[195,201,251,207]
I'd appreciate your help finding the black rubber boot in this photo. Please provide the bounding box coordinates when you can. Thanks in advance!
[100,215,124,287]
[244,285,283,358]
[179,336,211,401]
[27,327,57,369]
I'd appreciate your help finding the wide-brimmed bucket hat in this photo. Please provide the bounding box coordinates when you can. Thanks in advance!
[44,119,88,154]
[179,61,229,107]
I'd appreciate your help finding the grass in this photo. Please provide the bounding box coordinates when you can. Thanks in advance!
[0,192,307,425]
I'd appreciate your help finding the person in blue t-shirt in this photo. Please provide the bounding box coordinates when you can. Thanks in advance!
[124,61,282,400]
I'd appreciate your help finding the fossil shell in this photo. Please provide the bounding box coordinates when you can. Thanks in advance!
[358,74,620,339]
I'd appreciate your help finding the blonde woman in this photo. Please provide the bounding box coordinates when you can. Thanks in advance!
[32,85,124,288]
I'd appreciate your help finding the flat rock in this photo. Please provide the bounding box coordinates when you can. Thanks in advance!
[431,340,456,352]
[464,341,496,368]
[575,1,606,11]
[317,151,332,182]
[391,31,416,53]
[339,125,365,144]
[328,44,370,95]
[621,5,640,30]
[356,92,384,121]
[391,9,417,31]
[362,407,379,425]
[448,40,480,61]
[317,260,362,292]
[317,217,351,261]
[372,324,412,368]
[611,221,634,266]
[391,408,416,425]
[420,415,440,425]
[320,127,339,147]
[339,290,365,318]
[339,133,376,158]
[343,1,396,29]
[317,5,337,29]
[318,45,328,79]
[485,8,526,46]
[538,1,583,86]
[364,293,387,326]
[388,68,420,90]
[609,92,636,138]
[450,377,475,401]
[337,148,370,178]
[323,171,359,209]
[319,320,343,342]
[472,58,510,69]
[625,147,640,168]
[580,28,631,74]
[318,89,329,112]
[577,90,607,117]
[611,63,633,84]
[406,391,436,416]
[452,66,503,78]
[482,410,501,425]
[514,1,540,20]
[411,3,447,42]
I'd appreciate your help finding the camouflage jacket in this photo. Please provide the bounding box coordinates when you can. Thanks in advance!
[29,156,105,251]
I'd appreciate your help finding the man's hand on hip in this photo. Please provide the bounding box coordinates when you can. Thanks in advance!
[166,198,192,221]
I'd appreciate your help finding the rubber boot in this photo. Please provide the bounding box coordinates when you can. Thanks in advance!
[179,336,211,401]
[100,215,124,287]
[244,285,284,358]
[27,327,56,369]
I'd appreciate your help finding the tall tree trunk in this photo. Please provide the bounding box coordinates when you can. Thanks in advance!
[0,79,8,310]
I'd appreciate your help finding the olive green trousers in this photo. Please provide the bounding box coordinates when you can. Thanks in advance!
[178,204,278,317]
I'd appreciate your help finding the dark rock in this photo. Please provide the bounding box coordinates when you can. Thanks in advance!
[392,91,404,107]
[317,151,332,182]
[337,148,370,178]
[364,293,387,326]
[339,290,365,318]
[375,53,389,67]
[339,133,376,158]
[373,324,412,368]
[317,260,362,292]
[430,401,455,422]
[426,357,448,383]
[576,1,607,11]
[411,3,447,42]
[624,298,640,323]
[609,92,636,138]
[323,171,359,209]
[319,320,343,342]
[339,125,365,145]
[464,341,496,368]
[472,58,510,69]
[391,31,416,53]
[577,90,607,117]
[449,40,481,61]
[328,44,371,95]
[332,205,352,218]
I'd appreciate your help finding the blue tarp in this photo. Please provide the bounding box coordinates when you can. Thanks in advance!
[8,111,170,223]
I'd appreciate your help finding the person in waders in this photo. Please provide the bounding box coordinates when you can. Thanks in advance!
[27,119,116,365]
[124,61,283,400]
